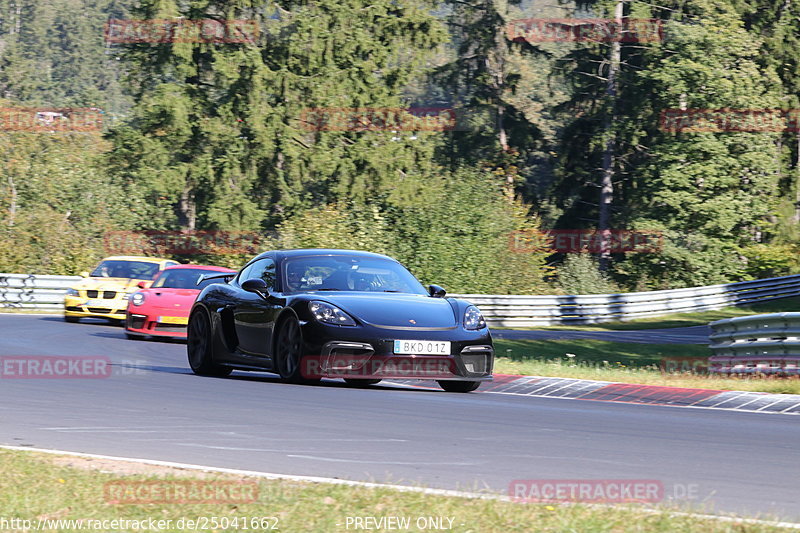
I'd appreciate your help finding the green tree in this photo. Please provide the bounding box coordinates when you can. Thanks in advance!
[0,123,126,274]
[433,0,558,200]
[622,8,784,287]
[108,0,448,233]
[0,0,131,113]
[549,0,785,288]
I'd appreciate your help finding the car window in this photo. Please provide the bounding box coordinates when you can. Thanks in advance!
[283,256,427,295]
[152,269,230,289]
[237,261,256,284]
[239,258,276,290]
[90,260,160,280]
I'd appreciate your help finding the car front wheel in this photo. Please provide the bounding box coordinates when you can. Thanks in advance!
[187,310,231,377]
[275,316,317,384]
[437,380,480,393]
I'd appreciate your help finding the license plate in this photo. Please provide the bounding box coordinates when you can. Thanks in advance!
[393,340,451,355]
[158,316,189,325]
[84,300,107,307]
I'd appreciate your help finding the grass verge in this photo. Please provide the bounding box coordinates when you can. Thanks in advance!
[0,449,791,532]
[493,339,800,394]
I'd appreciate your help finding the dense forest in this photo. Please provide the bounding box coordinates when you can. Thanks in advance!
[1,0,799,294]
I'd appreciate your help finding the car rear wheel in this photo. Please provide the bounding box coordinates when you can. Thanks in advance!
[64,316,79,323]
[275,316,316,383]
[187,310,231,377]
[437,380,480,393]
[344,379,382,387]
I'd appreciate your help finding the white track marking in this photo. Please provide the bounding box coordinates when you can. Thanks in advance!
[286,455,479,466]
[175,442,407,452]
[39,425,251,431]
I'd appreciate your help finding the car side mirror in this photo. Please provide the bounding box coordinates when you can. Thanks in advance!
[80,271,89,278]
[242,278,271,299]
[137,281,147,289]
[428,284,447,298]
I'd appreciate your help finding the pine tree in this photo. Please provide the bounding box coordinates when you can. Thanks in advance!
[108,0,448,231]
[622,3,785,286]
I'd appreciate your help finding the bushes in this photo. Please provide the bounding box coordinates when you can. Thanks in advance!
[557,254,619,295]
[741,243,800,279]
[0,132,125,275]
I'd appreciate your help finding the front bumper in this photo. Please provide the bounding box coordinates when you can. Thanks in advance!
[126,311,188,338]
[298,322,493,381]
[64,295,128,320]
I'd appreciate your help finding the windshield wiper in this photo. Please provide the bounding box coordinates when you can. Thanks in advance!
[316,288,344,291]
[382,290,401,292]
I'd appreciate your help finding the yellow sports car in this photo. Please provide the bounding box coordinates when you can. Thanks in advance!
[64,256,179,323]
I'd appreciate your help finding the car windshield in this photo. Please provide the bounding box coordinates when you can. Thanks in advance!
[89,260,160,280]
[152,269,231,289]
[283,256,427,295]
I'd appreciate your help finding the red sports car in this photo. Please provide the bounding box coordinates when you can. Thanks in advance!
[125,265,236,340]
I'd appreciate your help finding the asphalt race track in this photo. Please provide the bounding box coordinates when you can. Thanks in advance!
[1,315,799,523]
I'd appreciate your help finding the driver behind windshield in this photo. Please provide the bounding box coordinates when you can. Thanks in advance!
[286,263,307,291]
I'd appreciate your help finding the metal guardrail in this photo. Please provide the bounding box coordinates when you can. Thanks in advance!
[709,313,800,374]
[0,272,798,323]
[0,274,82,311]
[457,274,800,327]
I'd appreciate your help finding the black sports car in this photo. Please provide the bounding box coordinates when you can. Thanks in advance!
[186,249,493,392]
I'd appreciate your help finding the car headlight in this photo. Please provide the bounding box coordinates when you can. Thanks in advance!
[65,288,78,296]
[309,301,356,326]
[463,306,486,330]
[130,292,145,306]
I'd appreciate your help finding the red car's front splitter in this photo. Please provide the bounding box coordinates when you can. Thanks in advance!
[126,313,188,338]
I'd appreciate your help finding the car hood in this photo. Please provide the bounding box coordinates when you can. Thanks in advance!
[317,293,458,329]
[140,289,199,311]
[71,277,145,292]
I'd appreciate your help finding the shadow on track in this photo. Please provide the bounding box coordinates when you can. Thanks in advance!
[116,360,440,393]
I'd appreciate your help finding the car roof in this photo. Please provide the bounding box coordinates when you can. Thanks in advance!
[163,264,236,272]
[100,256,173,263]
[266,249,397,262]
